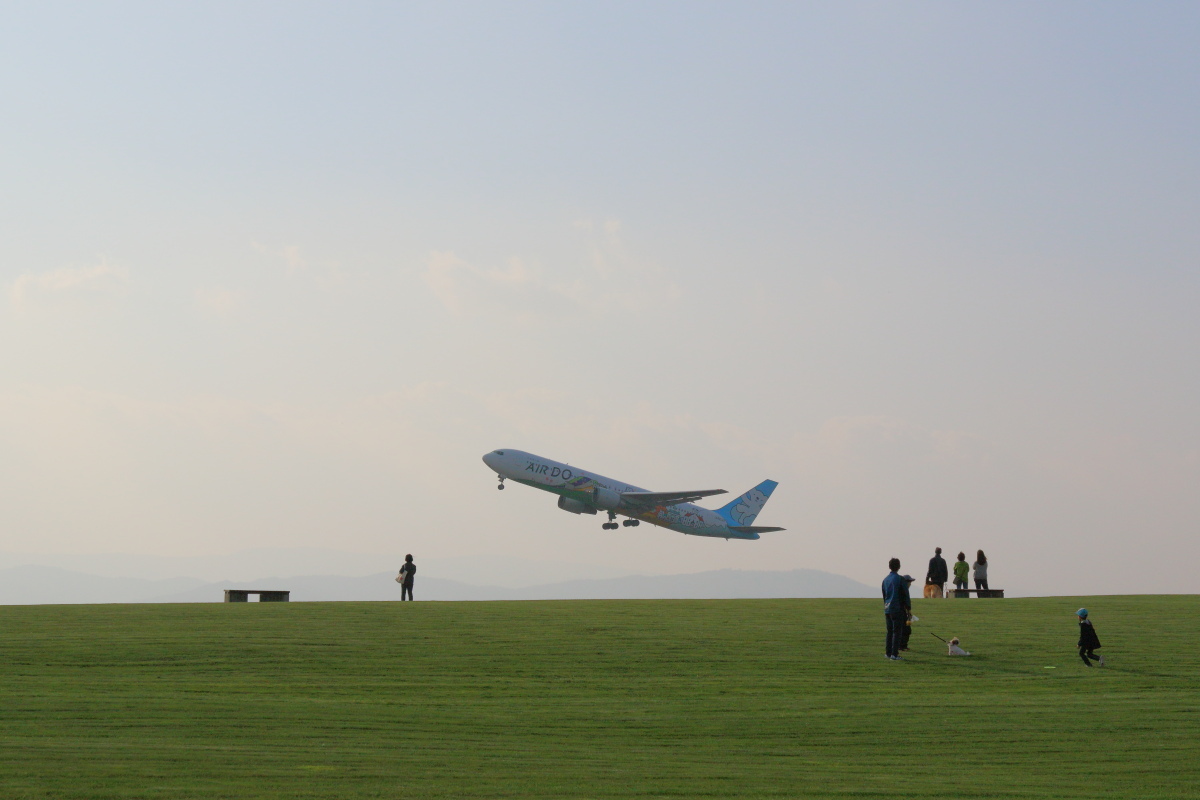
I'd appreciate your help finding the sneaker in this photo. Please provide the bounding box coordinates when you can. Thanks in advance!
[1098,654,1105,667]
[891,655,904,661]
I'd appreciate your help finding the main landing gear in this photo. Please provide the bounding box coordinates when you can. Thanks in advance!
[497,476,505,490]
[602,512,640,531]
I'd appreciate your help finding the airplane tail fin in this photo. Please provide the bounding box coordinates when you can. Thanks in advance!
[715,480,779,527]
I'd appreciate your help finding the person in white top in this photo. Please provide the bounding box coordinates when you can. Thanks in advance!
[972,549,989,592]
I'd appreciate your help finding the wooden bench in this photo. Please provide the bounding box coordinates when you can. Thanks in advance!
[224,589,290,602]
[949,588,1005,598]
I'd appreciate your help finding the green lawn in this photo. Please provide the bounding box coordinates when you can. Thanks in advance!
[1,595,1196,799]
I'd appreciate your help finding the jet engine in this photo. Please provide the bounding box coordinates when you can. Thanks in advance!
[590,486,622,511]
[557,496,597,515]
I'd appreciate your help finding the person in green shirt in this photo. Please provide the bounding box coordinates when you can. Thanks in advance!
[952,552,969,591]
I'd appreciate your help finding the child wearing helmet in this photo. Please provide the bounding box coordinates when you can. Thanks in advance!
[1076,608,1103,667]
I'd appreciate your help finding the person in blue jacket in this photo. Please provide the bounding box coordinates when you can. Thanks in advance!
[882,558,911,660]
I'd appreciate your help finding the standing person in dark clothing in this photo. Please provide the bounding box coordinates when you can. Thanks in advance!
[881,558,911,661]
[973,550,989,592]
[925,547,948,598]
[900,575,916,650]
[1076,608,1104,667]
[399,554,416,601]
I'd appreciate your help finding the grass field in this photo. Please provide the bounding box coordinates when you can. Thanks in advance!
[1,595,1197,799]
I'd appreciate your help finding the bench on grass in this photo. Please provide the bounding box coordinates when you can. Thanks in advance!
[224,589,290,602]
[949,588,1005,598]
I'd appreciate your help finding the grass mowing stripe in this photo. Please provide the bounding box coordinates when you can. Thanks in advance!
[0,596,1196,798]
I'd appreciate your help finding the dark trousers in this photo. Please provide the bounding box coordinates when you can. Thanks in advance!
[1079,646,1101,666]
[401,584,414,601]
[885,612,907,657]
[953,580,967,590]
[975,578,989,591]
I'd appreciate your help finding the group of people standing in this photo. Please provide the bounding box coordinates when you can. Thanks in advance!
[881,548,992,661]
[883,556,1108,666]
[922,547,990,598]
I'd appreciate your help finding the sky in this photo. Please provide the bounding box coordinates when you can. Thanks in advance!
[1,2,1197,595]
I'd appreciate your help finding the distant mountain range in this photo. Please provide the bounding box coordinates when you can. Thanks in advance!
[0,565,208,605]
[0,548,645,587]
[0,565,873,605]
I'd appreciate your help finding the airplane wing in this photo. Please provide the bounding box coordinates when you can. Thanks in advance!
[620,489,727,508]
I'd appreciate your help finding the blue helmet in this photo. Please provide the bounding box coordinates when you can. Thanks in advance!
[1076,608,1088,618]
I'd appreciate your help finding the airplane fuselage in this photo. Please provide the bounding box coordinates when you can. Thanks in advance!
[482,448,771,540]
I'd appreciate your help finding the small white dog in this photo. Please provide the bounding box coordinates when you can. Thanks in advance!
[948,637,971,656]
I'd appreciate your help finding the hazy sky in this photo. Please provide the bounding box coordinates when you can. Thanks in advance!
[2,2,1197,595]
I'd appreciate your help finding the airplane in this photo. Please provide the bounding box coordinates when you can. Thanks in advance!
[482,448,784,540]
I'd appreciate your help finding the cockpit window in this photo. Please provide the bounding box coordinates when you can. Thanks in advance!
[494,450,505,455]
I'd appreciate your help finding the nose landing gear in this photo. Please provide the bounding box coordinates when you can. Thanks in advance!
[497,477,506,490]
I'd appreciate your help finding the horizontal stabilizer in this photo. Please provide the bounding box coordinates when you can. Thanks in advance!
[728,525,786,534]
[620,489,727,508]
